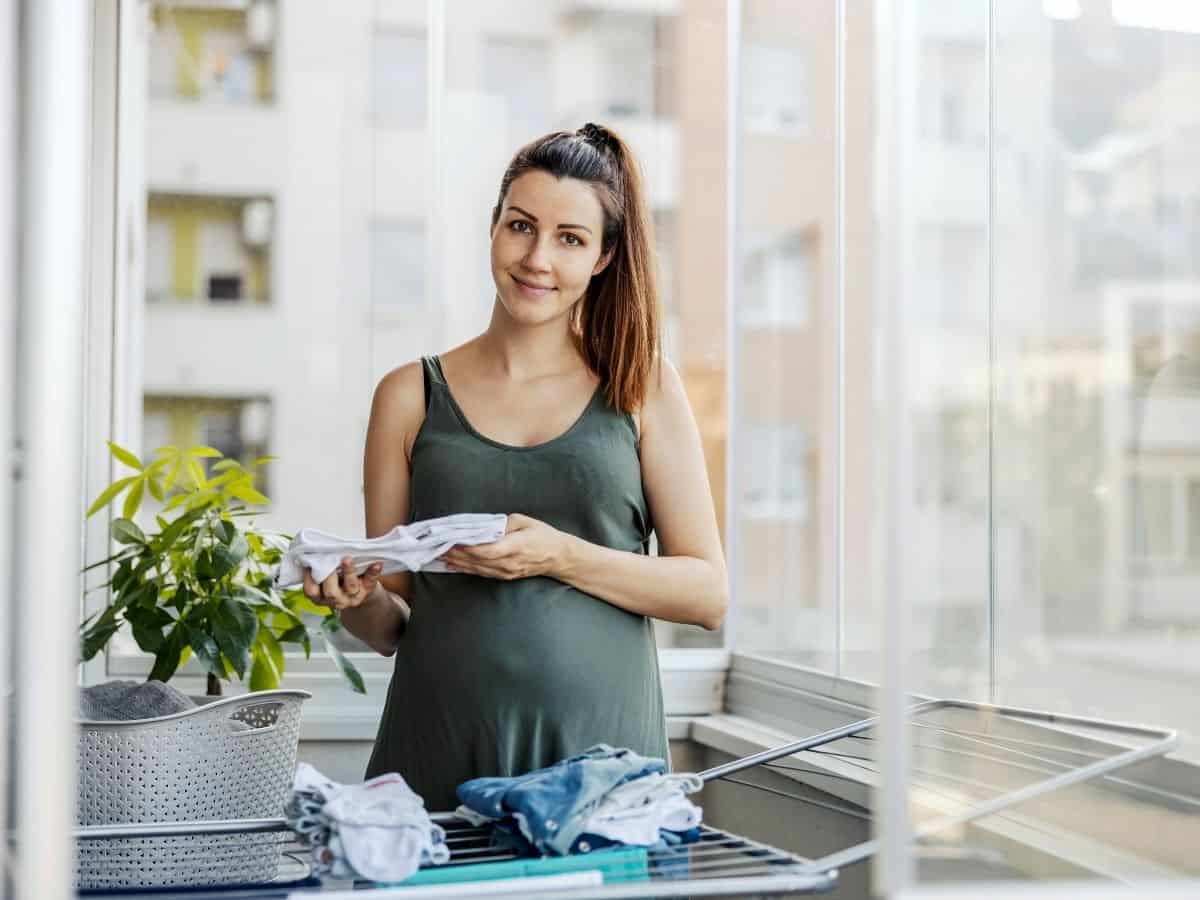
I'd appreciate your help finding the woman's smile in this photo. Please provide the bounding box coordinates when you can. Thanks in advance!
[511,273,556,297]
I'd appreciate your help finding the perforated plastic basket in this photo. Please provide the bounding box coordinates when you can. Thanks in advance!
[76,689,310,890]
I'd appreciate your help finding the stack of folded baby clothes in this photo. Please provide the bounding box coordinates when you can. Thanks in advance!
[454,744,703,856]
[285,763,450,882]
[274,513,508,588]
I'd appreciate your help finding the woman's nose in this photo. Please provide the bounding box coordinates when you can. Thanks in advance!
[522,238,553,271]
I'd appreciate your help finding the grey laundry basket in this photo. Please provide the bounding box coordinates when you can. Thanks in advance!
[76,689,310,890]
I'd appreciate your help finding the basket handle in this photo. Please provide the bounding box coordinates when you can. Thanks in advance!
[224,699,286,735]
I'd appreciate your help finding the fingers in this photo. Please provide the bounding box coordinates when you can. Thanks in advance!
[360,561,383,593]
[440,550,512,580]
[303,566,335,608]
[341,556,360,597]
[304,559,384,611]
[320,569,344,608]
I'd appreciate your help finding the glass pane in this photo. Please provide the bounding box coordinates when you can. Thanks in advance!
[733,0,836,663]
[993,0,1200,765]
[845,0,991,701]
[130,1,723,678]
[439,2,718,649]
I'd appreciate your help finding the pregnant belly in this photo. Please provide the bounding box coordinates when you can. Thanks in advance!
[405,574,656,714]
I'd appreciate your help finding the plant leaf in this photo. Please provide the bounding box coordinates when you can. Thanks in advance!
[121,477,145,521]
[211,541,246,579]
[80,603,124,661]
[124,599,171,653]
[227,481,270,506]
[111,518,146,545]
[187,457,207,488]
[146,474,165,502]
[80,547,134,573]
[86,475,140,518]
[249,647,278,691]
[283,590,331,618]
[190,446,223,458]
[188,630,223,677]
[211,595,258,679]
[148,625,188,682]
[320,617,365,694]
[156,506,204,550]
[107,440,144,472]
[249,629,284,691]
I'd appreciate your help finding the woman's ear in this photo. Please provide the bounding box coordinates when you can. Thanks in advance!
[592,248,615,277]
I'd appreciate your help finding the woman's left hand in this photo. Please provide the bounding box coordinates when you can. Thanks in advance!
[439,513,570,580]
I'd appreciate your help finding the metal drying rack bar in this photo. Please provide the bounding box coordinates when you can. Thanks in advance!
[698,698,1179,875]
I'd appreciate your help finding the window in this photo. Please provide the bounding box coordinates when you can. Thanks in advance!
[372,29,426,128]
[146,194,272,305]
[148,2,276,104]
[141,396,272,497]
[740,424,808,520]
[740,231,812,327]
[370,220,426,317]
[743,44,808,137]
[482,37,552,138]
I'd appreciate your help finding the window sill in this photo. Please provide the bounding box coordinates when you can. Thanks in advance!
[96,648,730,741]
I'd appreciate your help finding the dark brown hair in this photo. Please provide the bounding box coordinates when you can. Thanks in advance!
[490,123,662,414]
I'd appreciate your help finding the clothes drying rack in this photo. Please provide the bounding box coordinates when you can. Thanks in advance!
[75,699,1179,899]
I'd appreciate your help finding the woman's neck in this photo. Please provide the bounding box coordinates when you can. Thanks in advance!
[479,298,583,381]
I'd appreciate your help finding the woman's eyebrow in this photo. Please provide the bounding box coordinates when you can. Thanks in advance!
[508,205,593,235]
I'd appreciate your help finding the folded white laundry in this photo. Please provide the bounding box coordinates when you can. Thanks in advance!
[580,773,703,847]
[274,513,508,588]
[287,762,450,883]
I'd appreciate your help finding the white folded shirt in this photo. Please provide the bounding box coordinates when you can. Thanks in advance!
[581,773,704,847]
[290,762,449,883]
[274,513,508,588]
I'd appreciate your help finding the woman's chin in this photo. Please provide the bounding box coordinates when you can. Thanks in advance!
[498,293,569,325]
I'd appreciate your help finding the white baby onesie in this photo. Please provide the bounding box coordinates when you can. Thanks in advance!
[274,512,508,587]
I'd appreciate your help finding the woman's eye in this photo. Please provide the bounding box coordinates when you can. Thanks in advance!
[510,220,532,234]
[562,233,582,247]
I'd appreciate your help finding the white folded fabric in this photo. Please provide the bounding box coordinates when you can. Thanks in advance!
[274,513,508,588]
[580,772,704,847]
[287,762,450,883]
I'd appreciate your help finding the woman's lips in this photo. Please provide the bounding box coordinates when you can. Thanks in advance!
[512,274,555,297]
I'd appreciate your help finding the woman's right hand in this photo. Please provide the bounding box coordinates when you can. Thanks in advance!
[303,556,385,611]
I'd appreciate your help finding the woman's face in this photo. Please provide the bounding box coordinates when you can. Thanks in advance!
[490,169,612,327]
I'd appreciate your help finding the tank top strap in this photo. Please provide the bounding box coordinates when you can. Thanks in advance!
[420,355,449,410]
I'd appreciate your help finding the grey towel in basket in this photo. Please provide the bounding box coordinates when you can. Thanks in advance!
[79,680,195,721]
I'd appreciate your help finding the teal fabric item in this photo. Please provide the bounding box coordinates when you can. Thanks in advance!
[366,355,670,810]
[392,845,649,887]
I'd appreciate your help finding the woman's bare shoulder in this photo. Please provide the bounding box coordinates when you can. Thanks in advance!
[370,360,428,457]
[633,355,683,441]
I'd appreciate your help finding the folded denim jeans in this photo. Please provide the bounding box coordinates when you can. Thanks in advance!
[455,744,670,856]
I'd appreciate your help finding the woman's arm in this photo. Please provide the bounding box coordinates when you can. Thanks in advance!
[556,359,727,630]
[333,362,425,655]
[440,360,728,631]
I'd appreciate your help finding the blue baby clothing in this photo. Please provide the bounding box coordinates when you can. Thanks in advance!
[456,744,698,856]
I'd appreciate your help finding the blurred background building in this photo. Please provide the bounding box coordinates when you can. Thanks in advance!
[96,0,1200,756]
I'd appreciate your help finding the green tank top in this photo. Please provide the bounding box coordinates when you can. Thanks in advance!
[365,355,669,810]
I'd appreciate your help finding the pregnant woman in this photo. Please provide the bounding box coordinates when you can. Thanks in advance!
[302,123,728,810]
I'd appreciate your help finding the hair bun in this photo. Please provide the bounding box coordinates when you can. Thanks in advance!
[578,122,618,154]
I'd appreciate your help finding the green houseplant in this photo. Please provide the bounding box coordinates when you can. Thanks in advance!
[80,441,364,696]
